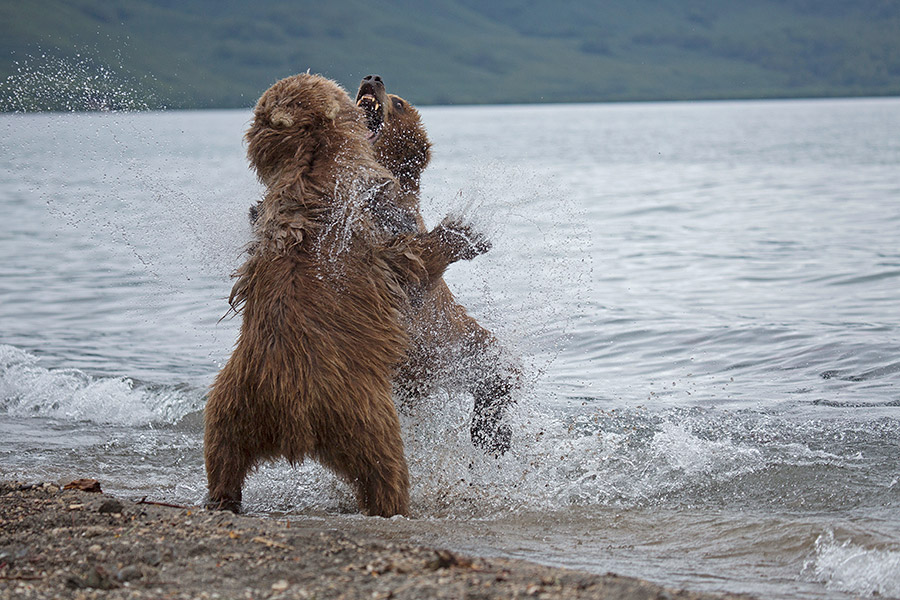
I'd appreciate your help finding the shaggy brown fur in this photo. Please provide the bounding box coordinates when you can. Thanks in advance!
[356,75,519,456]
[204,73,488,517]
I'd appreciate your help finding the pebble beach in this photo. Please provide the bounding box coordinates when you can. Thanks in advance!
[0,481,756,600]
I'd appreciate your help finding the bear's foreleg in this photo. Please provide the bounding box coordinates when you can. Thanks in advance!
[447,307,520,457]
[382,218,491,290]
[470,368,516,456]
[419,217,491,279]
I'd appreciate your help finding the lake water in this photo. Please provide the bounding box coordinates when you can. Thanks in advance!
[2,96,899,599]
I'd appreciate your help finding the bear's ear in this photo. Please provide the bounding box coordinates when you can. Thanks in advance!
[324,99,340,120]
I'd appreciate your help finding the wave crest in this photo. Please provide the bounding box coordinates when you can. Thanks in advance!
[811,530,900,597]
[0,345,201,426]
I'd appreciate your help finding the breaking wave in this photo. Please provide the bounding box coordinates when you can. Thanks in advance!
[0,345,201,426]
[811,531,900,598]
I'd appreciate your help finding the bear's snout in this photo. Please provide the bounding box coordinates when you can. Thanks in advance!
[270,109,294,128]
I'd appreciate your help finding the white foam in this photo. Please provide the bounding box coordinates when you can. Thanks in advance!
[812,530,900,597]
[650,420,763,477]
[401,397,769,515]
[0,345,200,426]
[234,390,786,517]
[0,341,833,518]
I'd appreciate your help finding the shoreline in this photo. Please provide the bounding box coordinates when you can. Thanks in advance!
[1,481,755,599]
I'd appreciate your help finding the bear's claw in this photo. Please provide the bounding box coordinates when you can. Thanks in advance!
[437,218,492,261]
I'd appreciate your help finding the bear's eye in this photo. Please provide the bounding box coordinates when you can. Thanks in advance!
[393,98,404,111]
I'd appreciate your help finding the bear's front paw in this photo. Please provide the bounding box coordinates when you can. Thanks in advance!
[437,217,491,261]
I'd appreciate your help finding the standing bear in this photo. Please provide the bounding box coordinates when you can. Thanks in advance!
[204,73,489,517]
[355,75,519,456]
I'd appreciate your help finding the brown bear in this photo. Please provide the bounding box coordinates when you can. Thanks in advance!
[204,73,489,517]
[355,75,518,456]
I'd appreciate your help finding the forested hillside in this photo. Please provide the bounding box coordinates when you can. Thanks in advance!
[2,0,899,110]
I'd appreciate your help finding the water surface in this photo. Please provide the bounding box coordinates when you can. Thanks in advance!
[2,97,899,599]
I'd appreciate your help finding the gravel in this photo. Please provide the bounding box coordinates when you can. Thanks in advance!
[0,481,755,600]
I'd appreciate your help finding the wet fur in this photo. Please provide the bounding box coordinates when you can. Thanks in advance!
[357,76,519,455]
[204,74,487,516]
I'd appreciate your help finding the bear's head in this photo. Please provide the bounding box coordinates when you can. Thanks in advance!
[356,75,432,191]
[246,73,370,186]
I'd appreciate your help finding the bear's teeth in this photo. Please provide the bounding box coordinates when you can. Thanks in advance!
[357,94,378,108]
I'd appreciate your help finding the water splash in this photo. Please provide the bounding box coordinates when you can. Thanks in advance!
[424,159,595,395]
[317,164,395,264]
[2,50,159,113]
[398,400,772,515]
[1,48,251,289]
[811,531,900,597]
[4,339,890,523]
[234,387,887,519]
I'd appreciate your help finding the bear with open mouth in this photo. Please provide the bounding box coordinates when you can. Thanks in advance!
[204,73,490,516]
[356,74,519,456]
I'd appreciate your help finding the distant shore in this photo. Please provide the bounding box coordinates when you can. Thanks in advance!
[0,481,754,600]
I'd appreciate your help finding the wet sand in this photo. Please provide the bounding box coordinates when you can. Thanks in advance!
[1,481,755,599]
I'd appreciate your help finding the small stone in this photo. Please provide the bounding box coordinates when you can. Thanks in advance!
[85,566,116,589]
[426,549,458,570]
[0,546,29,566]
[97,499,124,514]
[88,544,103,554]
[271,579,289,592]
[83,526,106,538]
[69,566,117,590]
[117,565,143,582]
[65,574,86,589]
[63,479,102,493]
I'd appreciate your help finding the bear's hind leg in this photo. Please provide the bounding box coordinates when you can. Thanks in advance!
[204,431,255,512]
[357,446,410,518]
[204,394,257,513]
[318,402,410,518]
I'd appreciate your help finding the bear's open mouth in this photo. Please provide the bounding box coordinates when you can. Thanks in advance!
[356,83,384,142]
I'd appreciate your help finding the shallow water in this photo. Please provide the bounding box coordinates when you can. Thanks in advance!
[1,96,899,599]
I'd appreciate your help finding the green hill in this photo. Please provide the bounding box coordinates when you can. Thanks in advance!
[2,0,900,110]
